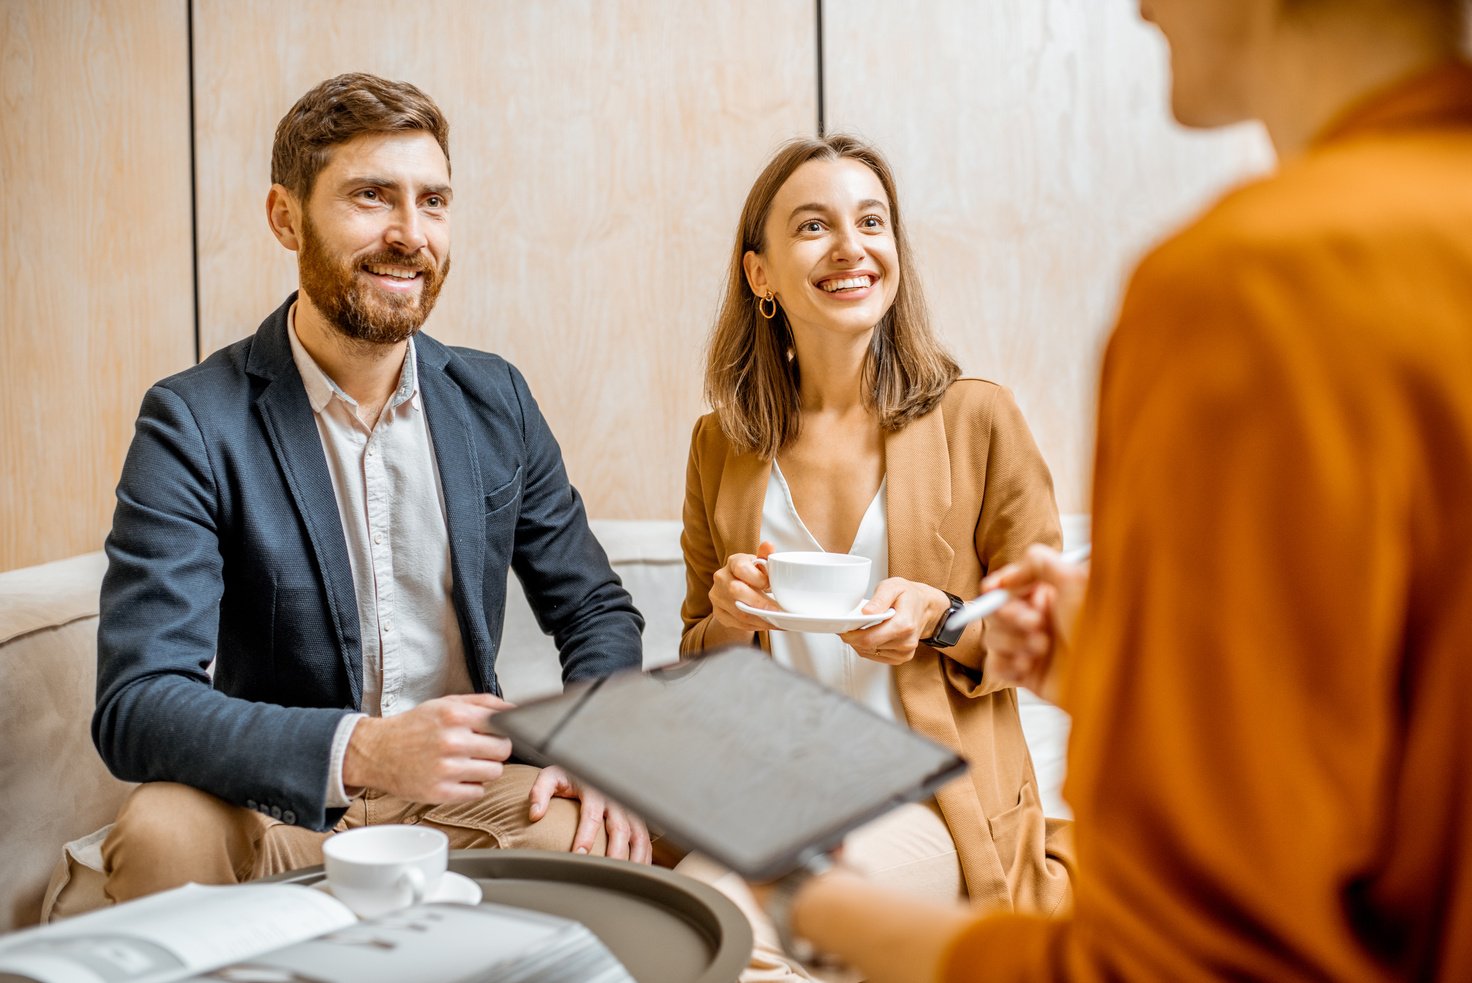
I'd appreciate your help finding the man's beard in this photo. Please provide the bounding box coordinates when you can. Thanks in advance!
[298,214,450,346]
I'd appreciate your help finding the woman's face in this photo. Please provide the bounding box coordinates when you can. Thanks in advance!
[744,157,900,344]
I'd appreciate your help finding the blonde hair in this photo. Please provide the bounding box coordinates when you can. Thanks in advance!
[704,135,960,459]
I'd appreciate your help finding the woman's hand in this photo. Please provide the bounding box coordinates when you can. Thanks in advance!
[980,545,1089,702]
[839,578,951,665]
[709,541,780,632]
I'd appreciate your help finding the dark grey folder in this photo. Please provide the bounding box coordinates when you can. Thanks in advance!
[489,645,969,881]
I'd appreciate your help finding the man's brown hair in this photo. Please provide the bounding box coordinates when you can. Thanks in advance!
[704,134,960,459]
[271,72,450,199]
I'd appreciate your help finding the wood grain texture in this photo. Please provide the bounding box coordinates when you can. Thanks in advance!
[0,1,195,572]
[824,0,1274,513]
[192,0,817,520]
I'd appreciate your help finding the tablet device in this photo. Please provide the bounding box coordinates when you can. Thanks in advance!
[489,645,969,881]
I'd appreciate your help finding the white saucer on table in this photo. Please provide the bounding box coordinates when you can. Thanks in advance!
[735,599,895,634]
[313,870,483,906]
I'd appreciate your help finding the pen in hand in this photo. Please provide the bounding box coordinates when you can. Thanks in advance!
[945,545,1092,631]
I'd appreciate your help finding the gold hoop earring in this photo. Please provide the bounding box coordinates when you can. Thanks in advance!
[758,291,778,320]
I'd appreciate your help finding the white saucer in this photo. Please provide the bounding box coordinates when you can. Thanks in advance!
[313,870,483,906]
[735,599,895,634]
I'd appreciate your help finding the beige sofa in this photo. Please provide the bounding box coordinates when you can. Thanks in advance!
[0,517,1078,932]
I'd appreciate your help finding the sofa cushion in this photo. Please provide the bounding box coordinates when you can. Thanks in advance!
[0,552,133,932]
[496,519,685,702]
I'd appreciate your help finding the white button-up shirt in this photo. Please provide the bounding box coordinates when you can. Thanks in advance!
[288,310,471,805]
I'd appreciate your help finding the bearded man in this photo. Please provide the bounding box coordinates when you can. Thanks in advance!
[94,74,651,903]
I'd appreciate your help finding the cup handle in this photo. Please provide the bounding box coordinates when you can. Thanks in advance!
[400,867,427,906]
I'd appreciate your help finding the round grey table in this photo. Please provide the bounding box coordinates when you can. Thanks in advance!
[269,849,751,983]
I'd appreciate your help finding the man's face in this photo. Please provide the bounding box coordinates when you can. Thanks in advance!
[295,131,452,345]
[1138,0,1268,128]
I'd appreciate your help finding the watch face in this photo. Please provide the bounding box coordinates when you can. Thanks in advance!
[926,593,965,648]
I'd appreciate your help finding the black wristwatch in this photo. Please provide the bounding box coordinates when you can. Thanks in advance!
[921,590,966,649]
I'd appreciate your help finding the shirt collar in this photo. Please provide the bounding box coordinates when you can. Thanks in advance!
[287,302,420,414]
[1312,59,1472,149]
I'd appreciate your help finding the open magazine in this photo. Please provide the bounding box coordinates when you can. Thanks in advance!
[0,882,633,983]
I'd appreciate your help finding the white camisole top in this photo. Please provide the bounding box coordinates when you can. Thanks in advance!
[761,461,902,721]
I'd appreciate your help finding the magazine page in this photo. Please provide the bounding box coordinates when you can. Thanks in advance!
[181,902,634,983]
[0,884,356,983]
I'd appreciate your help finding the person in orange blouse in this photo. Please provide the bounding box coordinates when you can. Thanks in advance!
[764,1,1472,980]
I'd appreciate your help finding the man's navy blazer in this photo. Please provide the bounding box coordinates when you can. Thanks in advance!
[94,295,644,830]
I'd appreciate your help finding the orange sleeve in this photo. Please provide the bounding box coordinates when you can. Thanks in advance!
[938,227,1410,982]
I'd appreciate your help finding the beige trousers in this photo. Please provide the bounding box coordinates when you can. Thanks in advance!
[102,764,602,904]
[676,800,963,983]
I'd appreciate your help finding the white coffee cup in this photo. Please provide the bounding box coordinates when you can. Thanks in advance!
[760,551,871,616]
[322,824,448,918]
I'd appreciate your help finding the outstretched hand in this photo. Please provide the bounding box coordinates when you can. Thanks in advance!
[980,545,1090,702]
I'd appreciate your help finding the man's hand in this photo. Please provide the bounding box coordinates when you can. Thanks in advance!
[980,545,1090,702]
[528,765,653,864]
[342,693,514,803]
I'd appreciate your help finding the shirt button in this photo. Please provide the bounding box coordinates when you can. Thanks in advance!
[246,799,258,810]
[373,531,383,545]
[282,810,296,825]
[270,805,283,819]
[367,445,376,457]
[382,620,394,633]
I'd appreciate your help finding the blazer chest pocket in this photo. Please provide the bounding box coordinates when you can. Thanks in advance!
[484,466,523,515]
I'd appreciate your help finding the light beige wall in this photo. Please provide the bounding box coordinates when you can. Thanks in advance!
[825,0,1274,513]
[192,0,817,521]
[0,1,195,571]
[3,0,1279,569]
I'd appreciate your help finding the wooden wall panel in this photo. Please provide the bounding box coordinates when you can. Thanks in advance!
[825,0,1274,513]
[0,1,195,572]
[192,0,817,520]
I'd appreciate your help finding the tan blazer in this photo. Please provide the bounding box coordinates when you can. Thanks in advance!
[680,378,1075,914]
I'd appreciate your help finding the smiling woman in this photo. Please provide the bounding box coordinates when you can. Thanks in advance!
[704,136,958,460]
[677,135,1073,981]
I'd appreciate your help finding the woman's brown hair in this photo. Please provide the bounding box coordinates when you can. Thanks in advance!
[703,134,960,459]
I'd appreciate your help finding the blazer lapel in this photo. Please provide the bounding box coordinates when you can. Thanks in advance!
[247,296,363,706]
[415,338,489,682]
[885,408,954,585]
[712,448,771,558]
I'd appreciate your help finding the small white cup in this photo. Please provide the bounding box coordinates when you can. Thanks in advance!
[322,824,448,918]
[760,551,871,616]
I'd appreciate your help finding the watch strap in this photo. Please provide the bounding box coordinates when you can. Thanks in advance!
[921,590,966,649]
